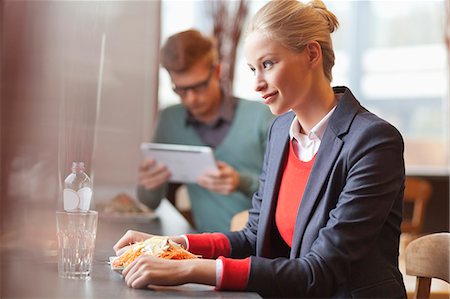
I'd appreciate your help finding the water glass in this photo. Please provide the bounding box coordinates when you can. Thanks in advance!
[56,210,98,279]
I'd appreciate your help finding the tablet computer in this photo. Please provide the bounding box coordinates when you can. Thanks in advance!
[140,143,218,183]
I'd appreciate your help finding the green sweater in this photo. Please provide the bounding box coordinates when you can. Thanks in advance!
[138,98,274,232]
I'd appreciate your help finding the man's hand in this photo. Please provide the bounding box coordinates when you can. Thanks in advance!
[138,159,171,190]
[197,161,240,195]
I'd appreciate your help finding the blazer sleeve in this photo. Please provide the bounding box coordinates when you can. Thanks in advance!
[223,115,277,258]
[230,120,405,298]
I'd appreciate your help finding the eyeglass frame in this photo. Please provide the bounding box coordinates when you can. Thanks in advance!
[171,65,216,97]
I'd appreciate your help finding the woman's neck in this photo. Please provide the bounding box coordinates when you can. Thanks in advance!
[293,85,336,135]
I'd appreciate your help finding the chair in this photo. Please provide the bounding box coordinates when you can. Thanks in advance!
[230,210,249,231]
[167,183,196,228]
[401,177,432,235]
[405,232,450,299]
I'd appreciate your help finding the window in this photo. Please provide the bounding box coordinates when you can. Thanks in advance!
[159,1,209,109]
[328,1,448,175]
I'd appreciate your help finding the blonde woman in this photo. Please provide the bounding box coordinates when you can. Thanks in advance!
[114,1,406,297]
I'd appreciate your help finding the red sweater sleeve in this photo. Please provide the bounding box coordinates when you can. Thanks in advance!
[186,233,250,290]
[185,233,231,258]
[217,257,251,290]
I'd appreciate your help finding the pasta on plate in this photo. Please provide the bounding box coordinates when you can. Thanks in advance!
[111,236,200,269]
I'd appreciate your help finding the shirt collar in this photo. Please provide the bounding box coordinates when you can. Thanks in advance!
[289,104,337,142]
[185,96,236,127]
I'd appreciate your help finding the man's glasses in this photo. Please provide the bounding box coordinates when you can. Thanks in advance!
[172,66,215,97]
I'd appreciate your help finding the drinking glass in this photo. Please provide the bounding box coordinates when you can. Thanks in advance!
[56,210,98,279]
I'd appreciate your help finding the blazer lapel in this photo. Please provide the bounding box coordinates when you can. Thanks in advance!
[257,113,293,256]
[290,87,360,258]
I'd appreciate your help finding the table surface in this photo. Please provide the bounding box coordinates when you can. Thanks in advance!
[1,199,260,299]
[7,198,447,299]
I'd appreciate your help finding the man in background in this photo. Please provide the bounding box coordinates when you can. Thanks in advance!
[137,29,273,232]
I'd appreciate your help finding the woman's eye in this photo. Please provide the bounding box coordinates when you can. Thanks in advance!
[262,60,274,69]
[249,66,256,74]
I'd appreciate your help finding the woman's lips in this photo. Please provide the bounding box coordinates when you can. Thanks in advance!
[262,91,278,105]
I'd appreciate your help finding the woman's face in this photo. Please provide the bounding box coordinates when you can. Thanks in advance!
[245,31,313,115]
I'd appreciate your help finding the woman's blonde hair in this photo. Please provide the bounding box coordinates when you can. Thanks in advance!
[247,0,339,81]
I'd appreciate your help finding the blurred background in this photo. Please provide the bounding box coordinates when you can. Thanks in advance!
[1,0,449,250]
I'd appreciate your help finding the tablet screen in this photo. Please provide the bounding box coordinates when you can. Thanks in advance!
[140,143,218,183]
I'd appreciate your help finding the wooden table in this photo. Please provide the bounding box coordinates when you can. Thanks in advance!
[1,199,260,298]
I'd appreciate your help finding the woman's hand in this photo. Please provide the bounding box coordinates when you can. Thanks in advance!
[197,161,240,195]
[113,230,154,256]
[113,230,188,256]
[122,256,216,289]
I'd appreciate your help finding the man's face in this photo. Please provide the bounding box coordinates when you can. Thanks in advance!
[170,62,222,123]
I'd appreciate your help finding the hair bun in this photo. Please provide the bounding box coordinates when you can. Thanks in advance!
[311,0,326,10]
[310,0,339,33]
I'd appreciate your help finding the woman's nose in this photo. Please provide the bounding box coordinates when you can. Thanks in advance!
[254,76,267,92]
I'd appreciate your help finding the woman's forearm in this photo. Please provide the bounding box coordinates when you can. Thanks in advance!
[185,259,216,286]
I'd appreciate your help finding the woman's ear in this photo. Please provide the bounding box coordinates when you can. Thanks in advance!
[214,63,222,78]
[306,41,322,66]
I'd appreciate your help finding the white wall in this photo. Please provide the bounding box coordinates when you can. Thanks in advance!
[1,1,161,210]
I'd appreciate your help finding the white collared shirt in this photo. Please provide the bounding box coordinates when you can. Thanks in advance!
[289,106,337,162]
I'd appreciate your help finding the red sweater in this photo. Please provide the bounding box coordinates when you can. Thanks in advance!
[187,140,315,290]
[276,140,315,246]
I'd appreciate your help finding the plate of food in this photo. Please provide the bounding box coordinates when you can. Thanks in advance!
[110,236,200,273]
[100,193,157,222]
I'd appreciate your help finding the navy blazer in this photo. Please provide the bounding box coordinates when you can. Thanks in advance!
[225,87,407,298]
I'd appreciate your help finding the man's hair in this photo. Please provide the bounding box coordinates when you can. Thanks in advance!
[160,29,218,73]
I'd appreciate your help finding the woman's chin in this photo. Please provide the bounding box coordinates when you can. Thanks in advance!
[268,105,289,116]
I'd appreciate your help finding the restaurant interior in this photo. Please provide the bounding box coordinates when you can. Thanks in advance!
[1,1,449,298]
